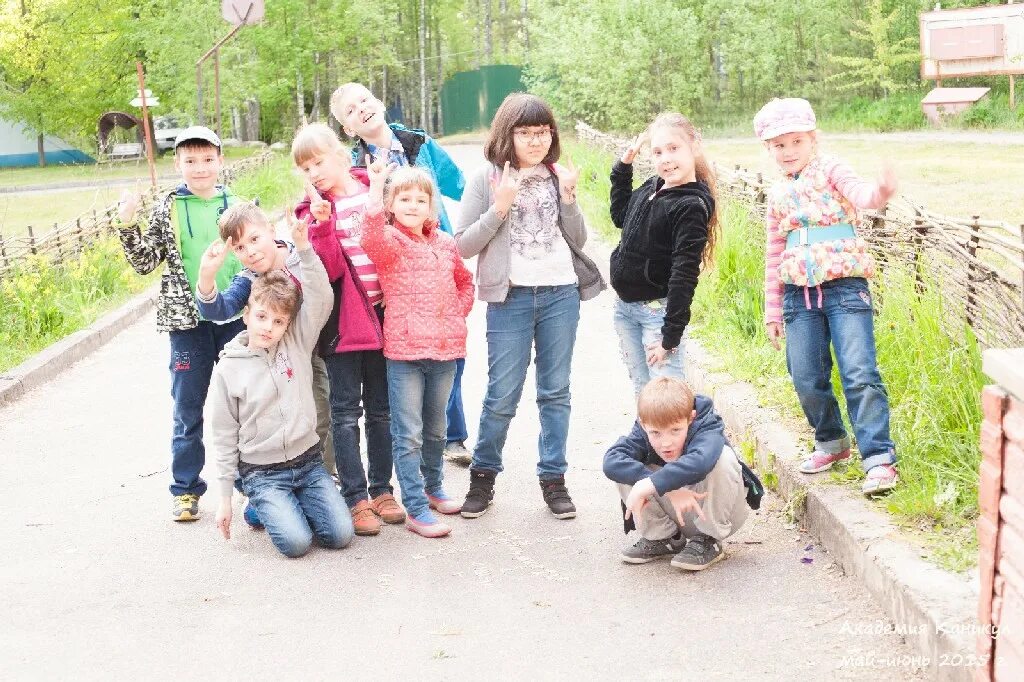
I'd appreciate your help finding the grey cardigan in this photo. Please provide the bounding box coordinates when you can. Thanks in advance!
[454,164,606,303]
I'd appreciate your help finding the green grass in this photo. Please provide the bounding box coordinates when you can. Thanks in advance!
[1,151,298,373]
[0,146,260,189]
[569,138,984,572]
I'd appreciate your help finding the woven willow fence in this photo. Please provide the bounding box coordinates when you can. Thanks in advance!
[576,122,1024,350]
[0,150,277,280]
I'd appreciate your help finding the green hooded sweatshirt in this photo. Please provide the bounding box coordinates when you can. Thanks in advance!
[173,183,243,310]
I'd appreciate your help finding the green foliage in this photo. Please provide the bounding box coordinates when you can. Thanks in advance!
[230,153,303,211]
[0,237,155,371]
[827,0,920,96]
[820,92,929,131]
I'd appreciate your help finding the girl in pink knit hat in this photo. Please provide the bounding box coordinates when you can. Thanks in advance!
[753,97,899,496]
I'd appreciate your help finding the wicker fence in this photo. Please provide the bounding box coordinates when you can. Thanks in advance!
[575,121,1024,350]
[0,150,277,280]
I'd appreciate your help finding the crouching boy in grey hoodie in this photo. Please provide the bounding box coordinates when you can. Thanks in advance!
[210,207,354,558]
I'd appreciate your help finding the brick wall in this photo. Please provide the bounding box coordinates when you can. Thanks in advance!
[977,379,1024,680]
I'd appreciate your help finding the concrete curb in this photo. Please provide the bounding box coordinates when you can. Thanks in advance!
[583,228,976,680]
[0,283,158,408]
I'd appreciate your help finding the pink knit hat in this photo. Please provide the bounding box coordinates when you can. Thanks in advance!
[753,98,817,141]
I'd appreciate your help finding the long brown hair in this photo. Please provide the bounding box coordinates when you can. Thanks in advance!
[484,93,561,169]
[648,112,719,268]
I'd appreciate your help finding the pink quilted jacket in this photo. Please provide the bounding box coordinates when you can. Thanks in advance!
[360,210,474,361]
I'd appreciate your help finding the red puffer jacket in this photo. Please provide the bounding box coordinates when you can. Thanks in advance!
[360,210,474,361]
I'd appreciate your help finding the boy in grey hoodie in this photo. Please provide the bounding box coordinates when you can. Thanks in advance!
[209,210,354,558]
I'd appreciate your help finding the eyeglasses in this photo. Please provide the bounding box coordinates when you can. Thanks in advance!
[513,128,552,143]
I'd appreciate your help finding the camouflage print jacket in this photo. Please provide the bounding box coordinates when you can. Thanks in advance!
[117,186,234,332]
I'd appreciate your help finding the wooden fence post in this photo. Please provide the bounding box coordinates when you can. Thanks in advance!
[912,210,927,297]
[76,217,84,250]
[755,172,766,206]
[27,225,37,255]
[872,206,887,307]
[966,215,981,328]
[0,231,7,275]
[54,222,62,261]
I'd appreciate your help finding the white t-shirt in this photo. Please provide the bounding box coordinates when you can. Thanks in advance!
[508,166,577,287]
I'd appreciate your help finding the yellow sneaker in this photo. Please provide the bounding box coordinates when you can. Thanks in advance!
[172,493,200,521]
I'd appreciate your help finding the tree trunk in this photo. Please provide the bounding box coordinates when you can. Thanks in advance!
[435,5,443,134]
[499,0,507,57]
[312,52,322,122]
[37,133,45,167]
[484,0,492,63]
[419,0,427,130]
[245,98,261,141]
[521,0,529,54]
[296,67,305,125]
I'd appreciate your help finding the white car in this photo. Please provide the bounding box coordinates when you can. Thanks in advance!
[153,115,192,153]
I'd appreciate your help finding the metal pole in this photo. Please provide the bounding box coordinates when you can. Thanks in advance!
[136,61,158,189]
[195,9,250,130]
[215,49,221,136]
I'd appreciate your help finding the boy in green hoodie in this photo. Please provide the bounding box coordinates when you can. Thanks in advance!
[116,126,245,521]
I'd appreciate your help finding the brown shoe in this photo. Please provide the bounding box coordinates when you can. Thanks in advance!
[371,492,407,524]
[351,499,381,536]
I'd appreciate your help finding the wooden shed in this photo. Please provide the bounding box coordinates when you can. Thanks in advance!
[921,87,991,124]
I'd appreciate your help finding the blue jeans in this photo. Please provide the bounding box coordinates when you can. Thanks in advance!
[168,319,245,497]
[324,347,393,507]
[783,277,896,469]
[472,285,581,479]
[240,451,354,558]
[446,357,468,444]
[387,359,456,519]
[612,296,686,396]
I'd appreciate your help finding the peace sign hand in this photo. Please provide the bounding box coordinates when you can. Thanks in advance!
[289,208,310,250]
[554,158,579,204]
[620,132,647,165]
[305,182,331,223]
[491,161,521,217]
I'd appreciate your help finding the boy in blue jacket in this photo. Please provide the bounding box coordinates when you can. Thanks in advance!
[603,377,763,571]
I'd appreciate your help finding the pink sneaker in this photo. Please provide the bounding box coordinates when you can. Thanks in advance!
[862,465,898,496]
[799,448,851,474]
[427,491,463,515]
[405,513,451,538]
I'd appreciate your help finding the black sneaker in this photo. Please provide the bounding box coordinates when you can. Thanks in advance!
[461,469,496,518]
[671,533,725,571]
[540,477,576,519]
[621,534,686,564]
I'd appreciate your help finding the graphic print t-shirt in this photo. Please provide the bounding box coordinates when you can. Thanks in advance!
[507,166,577,287]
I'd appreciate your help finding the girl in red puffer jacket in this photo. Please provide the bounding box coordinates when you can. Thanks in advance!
[361,159,475,538]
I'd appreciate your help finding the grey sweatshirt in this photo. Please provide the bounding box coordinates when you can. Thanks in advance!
[454,164,606,303]
[208,246,332,498]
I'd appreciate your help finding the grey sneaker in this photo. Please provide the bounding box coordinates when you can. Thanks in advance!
[172,493,200,522]
[444,441,473,466]
[671,533,725,571]
[621,535,686,564]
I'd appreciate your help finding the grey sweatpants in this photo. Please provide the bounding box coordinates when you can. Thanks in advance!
[617,445,749,542]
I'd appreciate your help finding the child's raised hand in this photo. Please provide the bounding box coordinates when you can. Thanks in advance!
[491,161,521,217]
[877,162,898,205]
[216,498,233,540]
[289,208,310,250]
[620,132,647,165]
[664,488,708,528]
[765,321,785,351]
[367,154,397,187]
[305,182,331,223]
[199,237,233,281]
[554,158,579,203]
[117,185,142,224]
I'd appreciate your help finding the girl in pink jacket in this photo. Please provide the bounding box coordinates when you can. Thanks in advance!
[361,159,475,538]
[755,97,898,496]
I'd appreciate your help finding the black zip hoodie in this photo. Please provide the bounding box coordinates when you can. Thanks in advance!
[608,160,714,350]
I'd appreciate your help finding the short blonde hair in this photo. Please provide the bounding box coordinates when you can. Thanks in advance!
[291,122,348,167]
[330,82,374,131]
[637,377,696,428]
[218,202,271,242]
[385,167,438,221]
[250,270,301,321]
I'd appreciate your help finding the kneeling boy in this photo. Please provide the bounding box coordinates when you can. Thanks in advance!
[210,207,353,558]
[603,377,762,571]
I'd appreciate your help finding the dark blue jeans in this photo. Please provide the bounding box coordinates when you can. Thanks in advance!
[783,277,896,469]
[324,346,393,508]
[168,319,245,497]
[446,358,468,444]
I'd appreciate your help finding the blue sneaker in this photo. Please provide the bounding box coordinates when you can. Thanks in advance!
[243,501,263,530]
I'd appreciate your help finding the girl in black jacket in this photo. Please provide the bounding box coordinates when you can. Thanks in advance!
[609,112,719,396]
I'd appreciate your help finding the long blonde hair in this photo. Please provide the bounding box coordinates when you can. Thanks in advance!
[647,112,719,268]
